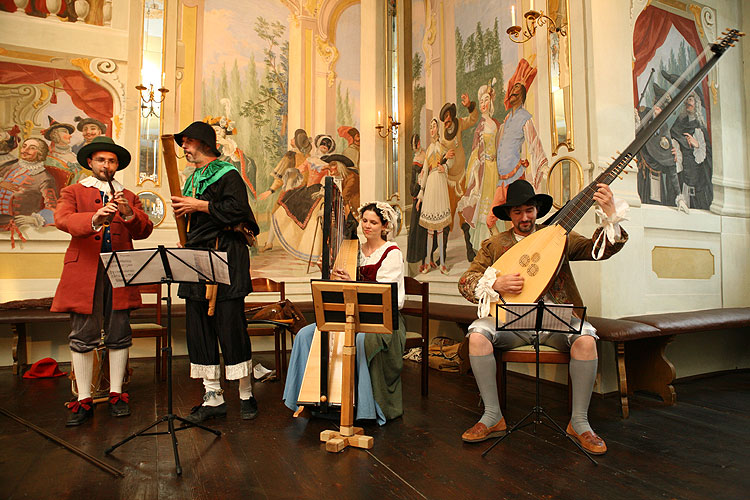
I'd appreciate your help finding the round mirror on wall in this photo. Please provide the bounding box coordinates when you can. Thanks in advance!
[137,190,166,227]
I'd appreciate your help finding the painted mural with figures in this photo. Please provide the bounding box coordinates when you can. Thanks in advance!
[632,1,716,213]
[0,59,118,245]
[408,0,546,275]
[197,0,362,275]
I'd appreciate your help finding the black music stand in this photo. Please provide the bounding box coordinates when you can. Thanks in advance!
[101,245,229,475]
[481,300,598,465]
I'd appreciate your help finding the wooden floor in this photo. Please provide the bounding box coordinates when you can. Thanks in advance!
[0,355,747,500]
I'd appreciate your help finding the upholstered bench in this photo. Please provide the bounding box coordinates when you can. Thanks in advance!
[592,308,750,418]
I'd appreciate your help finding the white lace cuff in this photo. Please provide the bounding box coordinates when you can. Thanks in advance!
[592,197,629,260]
[190,363,220,380]
[475,267,500,318]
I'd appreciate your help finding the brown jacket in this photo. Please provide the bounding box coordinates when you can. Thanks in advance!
[458,224,627,309]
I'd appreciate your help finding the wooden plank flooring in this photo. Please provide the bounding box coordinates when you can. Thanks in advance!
[0,356,747,500]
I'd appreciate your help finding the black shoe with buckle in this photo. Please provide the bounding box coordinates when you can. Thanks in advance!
[109,392,131,417]
[66,398,94,426]
[240,397,259,420]
[183,403,227,424]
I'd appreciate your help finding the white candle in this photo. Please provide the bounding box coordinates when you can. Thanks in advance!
[530,0,534,12]
[511,5,516,26]
[378,111,382,127]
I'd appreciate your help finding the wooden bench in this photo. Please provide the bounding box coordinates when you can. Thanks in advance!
[595,308,750,418]
[0,298,186,375]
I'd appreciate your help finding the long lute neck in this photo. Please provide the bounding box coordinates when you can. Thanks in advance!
[554,29,742,234]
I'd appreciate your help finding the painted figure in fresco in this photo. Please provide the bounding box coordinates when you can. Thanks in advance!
[72,116,106,154]
[51,136,153,426]
[0,137,58,233]
[338,126,360,169]
[262,133,336,260]
[458,79,502,257]
[439,94,478,262]
[488,58,549,234]
[324,152,359,239]
[416,118,453,274]
[170,121,260,423]
[458,179,628,455]
[406,134,428,271]
[283,201,406,424]
[206,99,257,201]
[42,116,86,184]
[0,125,20,170]
[670,90,712,210]
[258,128,311,204]
[636,83,686,211]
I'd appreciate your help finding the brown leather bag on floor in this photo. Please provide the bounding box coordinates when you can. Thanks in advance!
[427,336,462,373]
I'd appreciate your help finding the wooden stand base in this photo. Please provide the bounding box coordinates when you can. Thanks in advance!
[320,427,373,453]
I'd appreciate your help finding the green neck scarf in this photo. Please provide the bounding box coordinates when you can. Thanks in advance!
[182,160,236,197]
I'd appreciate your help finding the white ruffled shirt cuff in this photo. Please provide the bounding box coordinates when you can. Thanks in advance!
[592,197,629,260]
[474,267,500,318]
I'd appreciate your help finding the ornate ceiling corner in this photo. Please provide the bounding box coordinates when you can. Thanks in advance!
[70,58,100,82]
[89,58,126,139]
[316,36,339,87]
[699,6,716,42]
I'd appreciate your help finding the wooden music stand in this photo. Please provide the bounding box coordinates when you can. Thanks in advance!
[310,280,396,453]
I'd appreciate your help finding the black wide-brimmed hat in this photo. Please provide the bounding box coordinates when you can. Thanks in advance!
[439,102,458,140]
[173,121,221,157]
[321,154,355,169]
[491,179,553,221]
[77,136,131,170]
[294,128,312,155]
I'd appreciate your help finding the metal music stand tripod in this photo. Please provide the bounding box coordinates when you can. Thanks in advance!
[101,245,229,475]
[481,300,598,465]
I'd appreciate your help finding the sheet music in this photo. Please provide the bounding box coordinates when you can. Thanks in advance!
[101,248,230,287]
[166,249,230,285]
[502,303,574,331]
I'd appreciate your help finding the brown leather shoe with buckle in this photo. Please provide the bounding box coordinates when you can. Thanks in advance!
[461,418,506,443]
[566,422,607,455]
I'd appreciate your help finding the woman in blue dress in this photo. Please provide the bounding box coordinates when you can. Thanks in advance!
[283,201,406,424]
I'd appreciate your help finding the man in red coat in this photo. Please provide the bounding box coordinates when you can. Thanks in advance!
[52,136,153,426]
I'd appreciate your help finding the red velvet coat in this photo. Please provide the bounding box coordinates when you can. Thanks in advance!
[51,183,154,314]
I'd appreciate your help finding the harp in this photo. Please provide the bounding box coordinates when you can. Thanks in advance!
[489,29,744,321]
[298,176,360,412]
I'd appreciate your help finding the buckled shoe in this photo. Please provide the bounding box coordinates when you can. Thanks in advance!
[240,397,259,420]
[566,422,607,455]
[461,418,506,443]
[109,392,131,417]
[183,403,227,424]
[66,398,94,426]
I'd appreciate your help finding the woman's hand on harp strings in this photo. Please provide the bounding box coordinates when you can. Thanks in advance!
[171,195,209,217]
[331,268,353,281]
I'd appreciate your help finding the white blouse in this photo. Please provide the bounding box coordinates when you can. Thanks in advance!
[360,242,405,309]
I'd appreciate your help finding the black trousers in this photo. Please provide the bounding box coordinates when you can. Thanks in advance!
[185,297,252,379]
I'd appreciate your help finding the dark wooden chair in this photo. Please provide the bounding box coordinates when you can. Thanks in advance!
[130,284,167,380]
[245,278,295,381]
[496,345,572,412]
[402,276,429,396]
